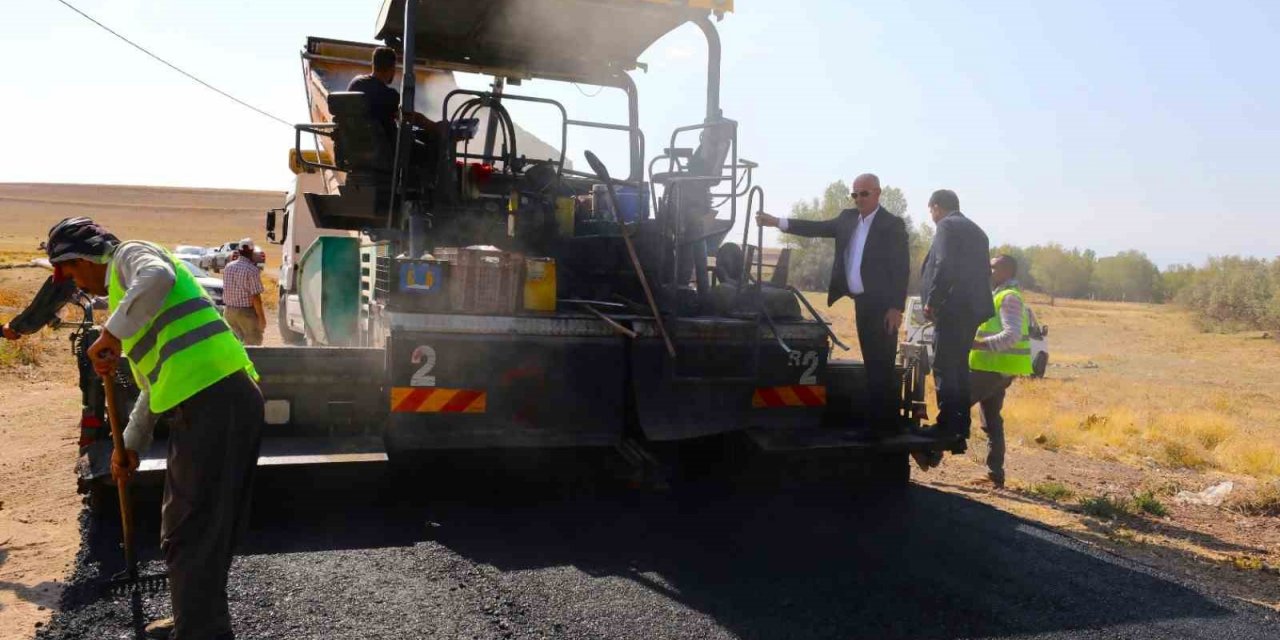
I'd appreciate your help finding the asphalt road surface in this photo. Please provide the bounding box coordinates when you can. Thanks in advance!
[37,453,1280,639]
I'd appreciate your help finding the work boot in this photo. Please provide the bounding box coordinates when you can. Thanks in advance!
[910,450,943,471]
[144,617,175,639]
[987,471,1006,489]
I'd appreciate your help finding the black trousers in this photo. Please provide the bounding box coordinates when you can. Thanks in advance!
[161,370,264,640]
[854,299,899,432]
[932,313,983,437]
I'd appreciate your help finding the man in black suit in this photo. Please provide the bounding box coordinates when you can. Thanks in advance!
[918,189,995,441]
[757,173,910,437]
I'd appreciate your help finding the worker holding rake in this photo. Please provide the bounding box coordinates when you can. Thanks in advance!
[46,216,264,640]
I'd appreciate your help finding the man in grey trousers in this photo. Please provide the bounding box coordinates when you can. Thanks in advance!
[968,254,1036,487]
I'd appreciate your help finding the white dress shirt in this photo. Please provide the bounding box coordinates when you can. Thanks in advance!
[102,241,177,453]
[845,208,877,295]
[778,206,878,295]
[977,282,1025,353]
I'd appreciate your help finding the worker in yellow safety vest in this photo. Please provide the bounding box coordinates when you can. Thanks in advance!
[47,217,262,640]
[967,254,1034,488]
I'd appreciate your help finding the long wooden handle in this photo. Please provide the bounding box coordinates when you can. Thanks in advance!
[102,372,136,575]
[582,150,675,358]
[617,226,676,357]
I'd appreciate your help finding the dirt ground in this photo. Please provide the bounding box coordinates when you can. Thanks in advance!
[919,442,1280,611]
[0,268,87,639]
[2,184,1278,637]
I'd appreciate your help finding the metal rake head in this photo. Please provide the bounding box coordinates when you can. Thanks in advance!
[102,569,169,598]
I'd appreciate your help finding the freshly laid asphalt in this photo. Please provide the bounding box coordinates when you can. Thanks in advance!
[35,451,1280,639]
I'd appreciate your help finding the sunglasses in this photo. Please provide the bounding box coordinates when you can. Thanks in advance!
[851,190,874,198]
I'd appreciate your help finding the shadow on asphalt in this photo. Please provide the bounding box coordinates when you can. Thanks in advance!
[105,452,1256,639]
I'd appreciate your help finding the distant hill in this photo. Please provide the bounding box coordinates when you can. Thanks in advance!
[0,183,283,258]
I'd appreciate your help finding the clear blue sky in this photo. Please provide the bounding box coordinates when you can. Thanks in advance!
[4,0,1277,267]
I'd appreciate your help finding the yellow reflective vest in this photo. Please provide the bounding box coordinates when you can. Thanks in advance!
[107,242,257,413]
[969,286,1034,376]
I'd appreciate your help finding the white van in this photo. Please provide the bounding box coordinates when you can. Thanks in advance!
[900,295,1050,377]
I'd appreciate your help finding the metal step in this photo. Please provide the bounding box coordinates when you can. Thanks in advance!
[138,436,387,474]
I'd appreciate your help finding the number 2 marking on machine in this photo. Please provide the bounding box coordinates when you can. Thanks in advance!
[410,345,437,387]
[797,351,819,385]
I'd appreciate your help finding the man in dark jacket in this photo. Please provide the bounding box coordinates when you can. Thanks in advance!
[757,174,910,437]
[919,189,995,441]
[2,275,76,339]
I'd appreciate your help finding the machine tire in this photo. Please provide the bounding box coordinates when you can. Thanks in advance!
[277,288,306,345]
[1032,352,1049,378]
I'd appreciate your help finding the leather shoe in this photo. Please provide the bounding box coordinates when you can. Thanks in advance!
[144,618,174,639]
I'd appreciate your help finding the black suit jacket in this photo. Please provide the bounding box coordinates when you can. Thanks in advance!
[784,206,910,311]
[919,211,995,326]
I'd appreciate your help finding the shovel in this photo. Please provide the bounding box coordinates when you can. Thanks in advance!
[101,368,168,596]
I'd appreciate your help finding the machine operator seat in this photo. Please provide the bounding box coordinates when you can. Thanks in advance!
[302,92,393,229]
[678,118,738,291]
[688,118,736,178]
[328,91,394,181]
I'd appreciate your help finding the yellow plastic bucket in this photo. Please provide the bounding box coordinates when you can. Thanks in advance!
[555,197,576,237]
[523,257,557,312]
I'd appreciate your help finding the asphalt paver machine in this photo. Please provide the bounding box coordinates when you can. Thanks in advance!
[89,0,956,492]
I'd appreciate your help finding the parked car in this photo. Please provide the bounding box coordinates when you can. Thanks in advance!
[180,260,225,309]
[197,247,219,271]
[207,239,266,272]
[173,245,209,265]
[899,295,1050,377]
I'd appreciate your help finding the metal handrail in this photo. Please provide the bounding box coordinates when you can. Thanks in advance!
[293,123,339,173]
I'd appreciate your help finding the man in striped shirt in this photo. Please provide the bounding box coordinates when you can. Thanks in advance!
[968,254,1034,487]
[221,243,265,345]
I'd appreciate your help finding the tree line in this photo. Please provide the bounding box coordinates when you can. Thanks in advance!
[780,181,1279,331]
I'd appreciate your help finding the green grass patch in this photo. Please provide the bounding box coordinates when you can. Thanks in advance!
[1080,495,1132,520]
[1030,481,1075,502]
[1132,491,1169,517]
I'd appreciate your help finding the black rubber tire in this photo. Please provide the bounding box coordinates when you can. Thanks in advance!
[1032,352,1049,378]
[277,288,306,345]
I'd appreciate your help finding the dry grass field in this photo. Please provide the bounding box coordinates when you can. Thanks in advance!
[811,292,1280,480]
[0,183,282,265]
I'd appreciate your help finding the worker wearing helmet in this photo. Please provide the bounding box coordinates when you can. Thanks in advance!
[46,217,263,640]
[967,254,1035,488]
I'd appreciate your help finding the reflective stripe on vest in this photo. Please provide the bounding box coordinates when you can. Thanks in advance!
[968,286,1034,376]
[107,241,258,413]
